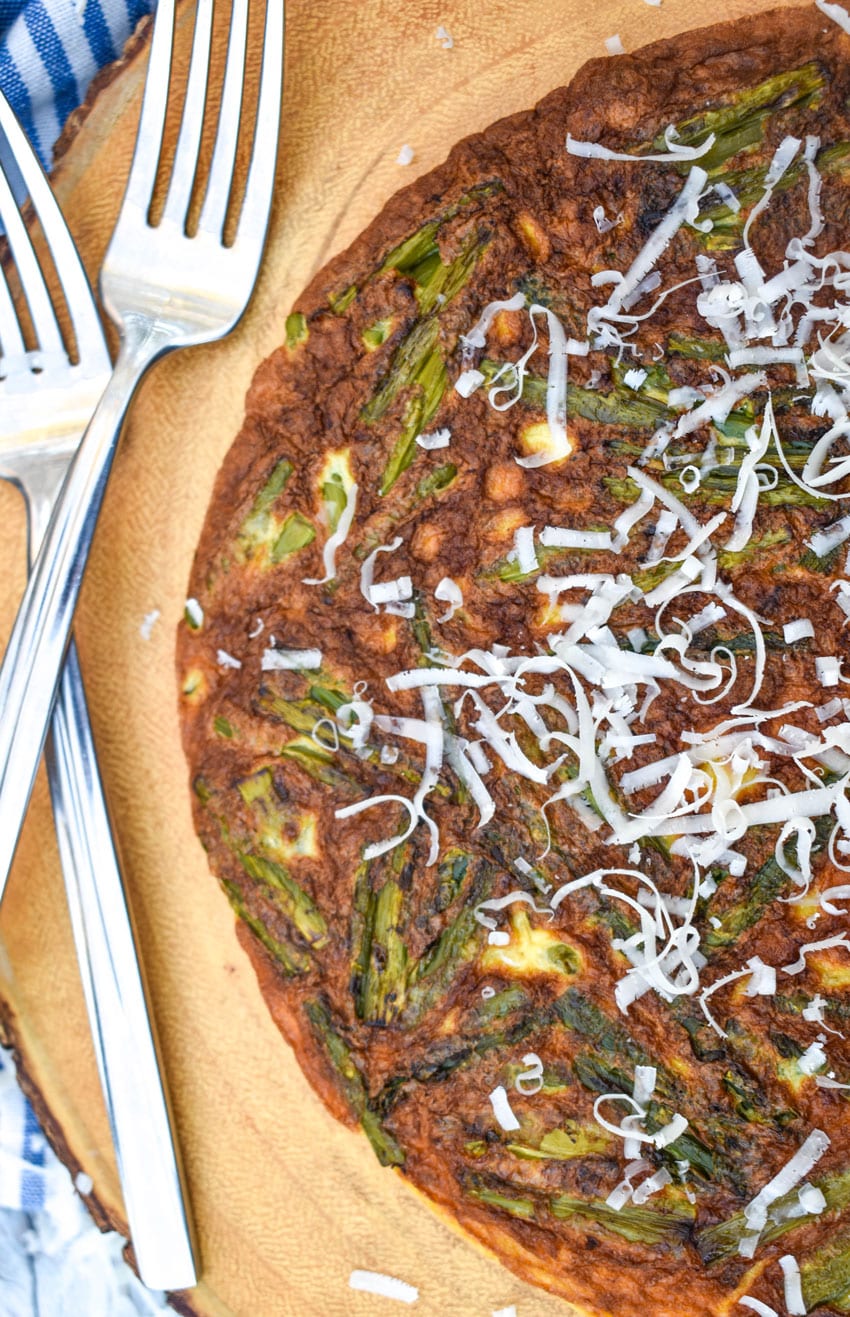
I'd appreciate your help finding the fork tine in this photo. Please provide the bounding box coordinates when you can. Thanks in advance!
[160,0,213,230]
[0,93,108,369]
[122,0,176,214]
[196,0,249,240]
[233,0,283,252]
[0,154,64,359]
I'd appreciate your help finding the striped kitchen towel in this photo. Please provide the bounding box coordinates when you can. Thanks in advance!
[0,0,154,172]
[0,1048,67,1215]
[0,1046,171,1314]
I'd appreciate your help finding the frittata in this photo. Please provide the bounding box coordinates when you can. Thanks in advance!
[178,7,850,1312]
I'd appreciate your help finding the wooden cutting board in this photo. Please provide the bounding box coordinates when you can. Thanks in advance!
[0,0,811,1311]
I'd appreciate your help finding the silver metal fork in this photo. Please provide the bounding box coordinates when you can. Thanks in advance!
[0,95,197,1289]
[0,0,284,897]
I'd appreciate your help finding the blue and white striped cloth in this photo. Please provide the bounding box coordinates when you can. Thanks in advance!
[0,1046,171,1313]
[0,0,153,171]
[0,1049,56,1215]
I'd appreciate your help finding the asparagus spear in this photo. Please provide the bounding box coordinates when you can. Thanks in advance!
[554,988,659,1073]
[550,1193,694,1244]
[355,874,409,1025]
[644,63,826,174]
[697,1166,850,1265]
[364,228,487,496]
[220,879,311,976]
[605,469,828,511]
[507,1122,612,1162]
[236,458,294,560]
[800,1229,850,1310]
[704,814,834,948]
[303,997,405,1166]
[571,1051,730,1188]
[284,312,308,349]
[350,836,414,1026]
[239,852,329,949]
[479,356,674,430]
[375,996,539,1113]
[376,179,502,282]
[692,138,850,251]
[465,1171,694,1243]
[402,854,493,1025]
[366,317,449,495]
[467,1185,537,1220]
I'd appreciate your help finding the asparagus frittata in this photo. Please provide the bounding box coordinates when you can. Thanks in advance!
[178,7,850,1313]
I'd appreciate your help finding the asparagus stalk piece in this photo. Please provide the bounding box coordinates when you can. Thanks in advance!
[800,1229,850,1309]
[550,1194,694,1244]
[221,879,311,976]
[465,1174,694,1243]
[236,458,294,560]
[644,63,826,173]
[303,998,405,1166]
[239,852,329,949]
[350,836,416,1026]
[402,855,493,1025]
[507,1122,611,1161]
[704,814,834,949]
[363,222,488,495]
[697,1166,850,1265]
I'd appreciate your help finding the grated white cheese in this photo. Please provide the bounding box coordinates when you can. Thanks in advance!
[783,619,815,643]
[434,577,463,622]
[459,292,526,352]
[261,647,322,671]
[798,1040,828,1075]
[816,656,842,687]
[415,428,451,450]
[739,1300,779,1317]
[631,1167,672,1204]
[489,1085,521,1131]
[184,597,203,627]
[745,957,776,997]
[593,205,623,234]
[512,526,539,575]
[807,513,850,558]
[216,649,241,670]
[396,144,415,166]
[779,1255,806,1316]
[369,577,413,607]
[798,1184,828,1214]
[742,1130,830,1238]
[604,33,625,55]
[515,1053,545,1095]
[455,368,485,397]
[349,1270,419,1304]
[140,608,160,640]
[567,132,715,165]
[816,0,850,35]
[435,24,453,48]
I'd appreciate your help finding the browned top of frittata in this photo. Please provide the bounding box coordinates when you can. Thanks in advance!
[178,7,850,1314]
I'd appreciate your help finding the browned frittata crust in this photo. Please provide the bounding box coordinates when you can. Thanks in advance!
[179,8,850,1314]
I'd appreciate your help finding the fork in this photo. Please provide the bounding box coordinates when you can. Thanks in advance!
[0,93,198,1291]
[0,0,283,896]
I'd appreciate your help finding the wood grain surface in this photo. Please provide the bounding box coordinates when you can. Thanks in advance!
[0,1,812,1312]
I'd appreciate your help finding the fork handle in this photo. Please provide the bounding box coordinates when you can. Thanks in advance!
[47,642,198,1291]
[0,321,165,900]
